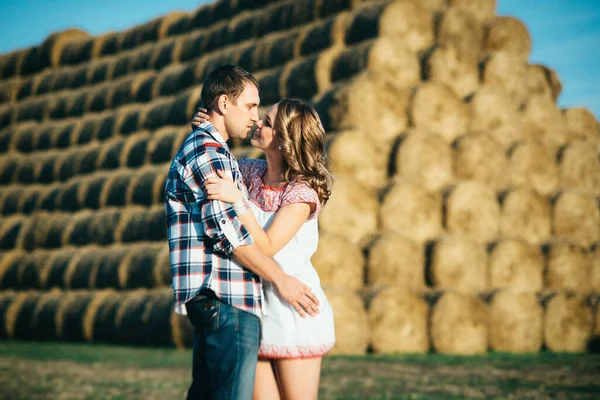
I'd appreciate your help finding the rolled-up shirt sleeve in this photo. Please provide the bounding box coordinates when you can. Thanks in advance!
[182,146,253,255]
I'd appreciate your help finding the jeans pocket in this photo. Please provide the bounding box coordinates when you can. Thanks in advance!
[187,299,220,332]
[200,299,219,331]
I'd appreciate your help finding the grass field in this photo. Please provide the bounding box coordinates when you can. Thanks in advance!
[1,342,599,399]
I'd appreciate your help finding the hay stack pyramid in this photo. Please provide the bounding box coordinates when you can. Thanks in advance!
[0,0,598,354]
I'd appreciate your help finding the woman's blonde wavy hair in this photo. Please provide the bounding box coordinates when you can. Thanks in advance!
[274,99,332,204]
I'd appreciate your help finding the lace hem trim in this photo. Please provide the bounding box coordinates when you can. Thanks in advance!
[258,342,335,359]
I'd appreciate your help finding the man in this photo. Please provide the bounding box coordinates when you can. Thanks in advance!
[165,65,320,400]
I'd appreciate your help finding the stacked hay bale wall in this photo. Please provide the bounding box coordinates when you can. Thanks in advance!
[0,0,599,354]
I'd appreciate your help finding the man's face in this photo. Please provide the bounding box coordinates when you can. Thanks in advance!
[224,82,260,140]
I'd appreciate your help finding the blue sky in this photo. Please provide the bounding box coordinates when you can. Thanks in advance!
[0,0,598,118]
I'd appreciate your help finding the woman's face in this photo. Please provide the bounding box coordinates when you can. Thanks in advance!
[251,103,280,152]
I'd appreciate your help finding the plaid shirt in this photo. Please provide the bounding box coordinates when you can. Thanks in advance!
[165,122,262,317]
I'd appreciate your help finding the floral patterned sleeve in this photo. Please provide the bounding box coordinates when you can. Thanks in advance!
[281,182,321,220]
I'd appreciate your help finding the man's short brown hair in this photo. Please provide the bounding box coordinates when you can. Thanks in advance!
[200,65,259,110]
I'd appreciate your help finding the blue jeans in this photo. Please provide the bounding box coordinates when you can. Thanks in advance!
[185,294,260,400]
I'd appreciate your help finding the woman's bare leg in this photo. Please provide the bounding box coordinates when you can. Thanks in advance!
[273,358,322,400]
[253,360,280,400]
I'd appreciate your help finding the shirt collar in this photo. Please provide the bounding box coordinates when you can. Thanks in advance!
[199,121,227,144]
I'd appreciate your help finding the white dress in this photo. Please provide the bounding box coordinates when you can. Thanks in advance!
[239,159,336,359]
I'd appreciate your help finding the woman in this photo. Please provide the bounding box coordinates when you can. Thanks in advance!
[194,99,335,400]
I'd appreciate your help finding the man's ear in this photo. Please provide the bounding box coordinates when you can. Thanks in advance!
[216,94,228,115]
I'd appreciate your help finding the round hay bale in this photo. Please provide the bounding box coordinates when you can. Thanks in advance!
[99,172,132,208]
[314,73,409,145]
[367,232,425,290]
[19,185,42,214]
[142,289,174,345]
[546,239,592,292]
[16,251,46,289]
[96,137,125,170]
[423,43,479,98]
[40,29,90,67]
[410,82,470,143]
[326,130,389,191]
[489,239,544,291]
[87,59,113,85]
[30,289,63,341]
[36,185,63,212]
[61,210,94,246]
[544,292,593,352]
[0,186,24,215]
[57,180,81,213]
[302,45,339,93]
[35,153,59,184]
[482,50,528,106]
[312,233,364,290]
[562,107,600,144]
[330,38,420,90]
[294,15,339,58]
[149,127,186,164]
[91,32,118,59]
[63,247,104,289]
[488,290,543,353]
[39,247,77,289]
[140,97,177,131]
[525,64,554,101]
[447,0,496,22]
[483,16,531,61]
[436,8,484,62]
[58,37,94,66]
[522,95,569,154]
[430,235,488,292]
[445,181,500,243]
[120,133,149,169]
[91,245,129,289]
[152,63,194,98]
[394,129,453,191]
[507,141,559,196]
[0,251,25,289]
[381,180,443,243]
[430,291,488,354]
[55,291,93,341]
[96,112,117,141]
[159,11,190,38]
[5,291,41,339]
[127,166,160,206]
[153,245,171,287]
[82,289,119,342]
[0,156,18,185]
[15,211,53,251]
[553,190,600,247]
[55,150,80,182]
[153,168,169,206]
[591,244,600,292]
[114,290,152,345]
[452,133,507,188]
[558,141,600,193]
[373,0,435,53]
[319,176,378,245]
[467,85,524,149]
[324,287,369,355]
[0,290,17,339]
[118,244,161,289]
[114,104,143,136]
[369,287,429,353]
[499,187,551,245]
[88,209,121,246]
[14,123,39,152]
[171,306,194,349]
[115,206,165,243]
[77,175,108,210]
